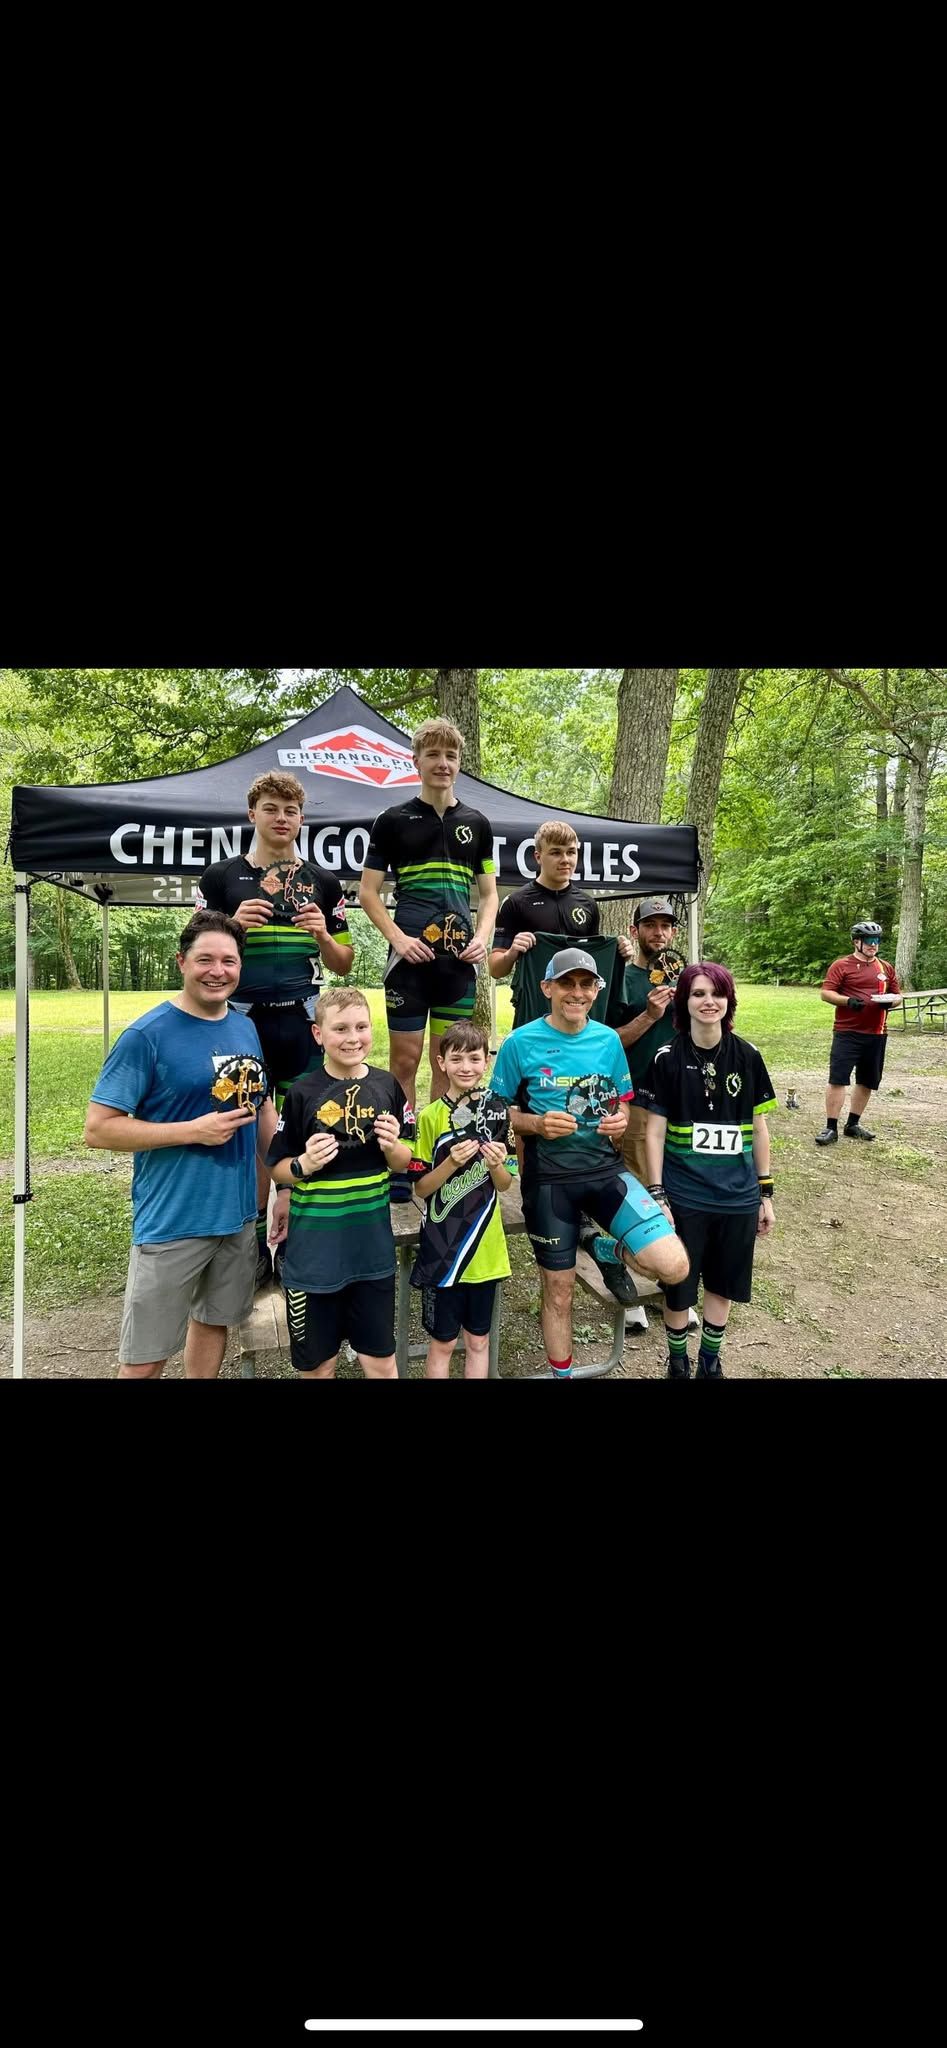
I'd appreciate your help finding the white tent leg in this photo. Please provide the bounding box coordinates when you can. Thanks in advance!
[102,902,112,1171]
[13,875,30,1379]
[686,895,699,965]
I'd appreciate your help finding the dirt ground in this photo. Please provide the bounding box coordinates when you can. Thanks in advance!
[3,1036,946,1379]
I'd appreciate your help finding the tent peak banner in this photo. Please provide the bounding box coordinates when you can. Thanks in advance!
[9,686,700,906]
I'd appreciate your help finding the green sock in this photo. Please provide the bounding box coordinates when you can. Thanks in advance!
[666,1325,690,1365]
[698,1319,726,1370]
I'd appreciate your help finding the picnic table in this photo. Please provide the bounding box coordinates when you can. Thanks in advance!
[236,1184,656,1379]
[892,988,947,1032]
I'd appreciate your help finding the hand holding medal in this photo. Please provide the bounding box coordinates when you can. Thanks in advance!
[648,947,686,989]
[448,1089,512,1152]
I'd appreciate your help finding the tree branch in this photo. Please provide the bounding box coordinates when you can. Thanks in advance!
[822,669,925,767]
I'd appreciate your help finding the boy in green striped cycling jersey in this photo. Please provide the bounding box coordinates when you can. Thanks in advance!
[266,988,414,1378]
[358,719,498,1113]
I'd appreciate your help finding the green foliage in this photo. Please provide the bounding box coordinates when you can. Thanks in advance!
[0,1169,135,1315]
[4,665,945,994]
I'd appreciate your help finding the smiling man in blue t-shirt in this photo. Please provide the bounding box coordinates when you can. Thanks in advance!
[491,947,689,1378]
[84,911,285,1379]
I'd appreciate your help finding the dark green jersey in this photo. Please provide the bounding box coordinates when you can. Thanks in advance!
[267,1067,413,1293]
[637,1032,777,1213]
[619,961,677,1085]
[508,932,625,1030]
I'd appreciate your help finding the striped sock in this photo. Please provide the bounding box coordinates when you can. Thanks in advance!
[255,1207,268,1246]
[666,1325,690,1367]
[697,1319,727,1371]
[549,1356,573,1380]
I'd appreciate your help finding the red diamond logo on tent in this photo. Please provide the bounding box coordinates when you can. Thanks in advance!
[278,724,420,788]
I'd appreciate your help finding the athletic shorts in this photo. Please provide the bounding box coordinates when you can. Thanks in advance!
[384,956,476,1036]
[284,1274,396,1372]
[522,1169,676,1273]
[118,1221,257,1365]
[249,1002,324,1105]
[661,1207,759,1310]
[421,1278,499,1343]
[829,1030,887,1091]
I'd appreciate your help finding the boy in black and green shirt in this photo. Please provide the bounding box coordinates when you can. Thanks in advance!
[266,988,414,1378]
[358,718,498,1119]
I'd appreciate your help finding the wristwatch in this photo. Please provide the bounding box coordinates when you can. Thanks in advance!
[289,1157,304,1179]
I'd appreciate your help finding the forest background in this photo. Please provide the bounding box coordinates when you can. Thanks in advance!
[2,666,946,992]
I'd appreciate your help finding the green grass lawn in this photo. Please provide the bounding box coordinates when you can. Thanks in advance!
[3,980,946,1161]
[2,981,945,1318]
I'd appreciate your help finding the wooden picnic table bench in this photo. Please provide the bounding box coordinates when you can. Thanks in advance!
[236,1183,659,1379]
[893,988,947,1032]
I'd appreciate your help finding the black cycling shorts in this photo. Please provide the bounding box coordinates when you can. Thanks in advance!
[829,1030,887,1091]
[249,1002,323,1105]
[421,1278,499,1343]
[661,1208,759,1310]
[384,957,476,1036]
[522,1170,675,1273]
[284,1275,396,1372]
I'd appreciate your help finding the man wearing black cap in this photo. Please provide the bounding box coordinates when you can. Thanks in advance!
[491,947,688,1378]
[615,899,686,1186]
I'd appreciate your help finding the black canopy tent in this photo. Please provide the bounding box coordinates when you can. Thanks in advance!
[8,686,700,1378]
[10,685,699,903]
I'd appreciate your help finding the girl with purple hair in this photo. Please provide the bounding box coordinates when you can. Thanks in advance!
[635,964,777,1379]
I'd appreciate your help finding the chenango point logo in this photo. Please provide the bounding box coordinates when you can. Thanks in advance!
[279,725,420,789]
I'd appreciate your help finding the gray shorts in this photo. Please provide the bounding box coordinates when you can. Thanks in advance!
[119,1221,257,1365]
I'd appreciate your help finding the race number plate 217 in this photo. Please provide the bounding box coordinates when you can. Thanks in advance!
[691,1122,743,1155]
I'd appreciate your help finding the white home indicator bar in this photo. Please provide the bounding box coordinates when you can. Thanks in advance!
[305,2026,644,2035]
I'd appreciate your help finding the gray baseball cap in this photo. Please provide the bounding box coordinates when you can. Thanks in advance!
[543,947,606,990]
[634,897,678,925]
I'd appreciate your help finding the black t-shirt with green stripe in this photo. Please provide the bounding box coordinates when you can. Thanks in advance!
[266,1066,413,1293]
[197,857,352,1006]
[365,798,495,945]
[636,1031,777,1213]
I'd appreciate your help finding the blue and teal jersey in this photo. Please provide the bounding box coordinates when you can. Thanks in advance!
[491,1016,633,1183]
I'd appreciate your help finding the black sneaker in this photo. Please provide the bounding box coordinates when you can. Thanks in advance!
[815,1127,839,1146]
[666,1355,691,1380]
[254,1244,273,1290]
[273,1242,286,1291]
[695,1357,724,1378]
[843,1124,876,1141]
[579,1227,638,1307]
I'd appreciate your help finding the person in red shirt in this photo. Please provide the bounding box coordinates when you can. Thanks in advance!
[815,922,903,1146]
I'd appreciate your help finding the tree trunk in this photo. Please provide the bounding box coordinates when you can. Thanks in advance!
[895,725,933,991]
[685,667,741,957]
[55,890,83,990]
[436,668,481,765]
[600,667,678,935]
[875,753,889,926]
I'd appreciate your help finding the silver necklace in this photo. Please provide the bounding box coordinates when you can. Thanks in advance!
[691,1035,724,1108]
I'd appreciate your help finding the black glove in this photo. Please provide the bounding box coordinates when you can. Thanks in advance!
[846,994,866,1010]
